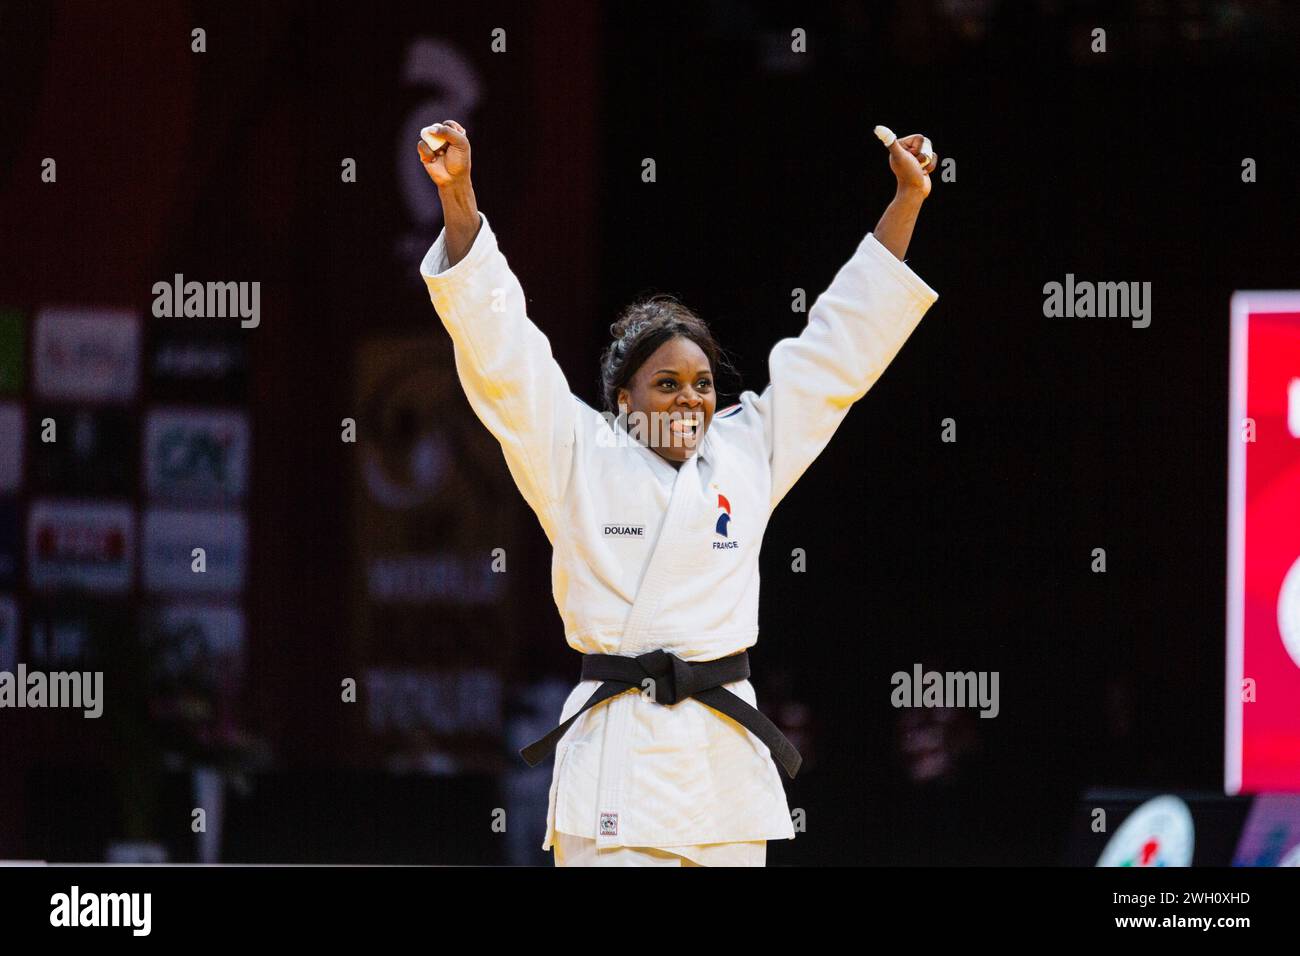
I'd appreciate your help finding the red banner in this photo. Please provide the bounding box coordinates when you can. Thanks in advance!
[1226,293,1300,792]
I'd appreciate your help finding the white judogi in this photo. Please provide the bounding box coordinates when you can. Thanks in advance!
[420,211,938,856]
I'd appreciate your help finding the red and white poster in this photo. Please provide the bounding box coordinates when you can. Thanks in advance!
[1226,292,1300,793]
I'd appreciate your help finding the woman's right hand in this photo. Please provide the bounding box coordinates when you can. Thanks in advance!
[417,120,471,189]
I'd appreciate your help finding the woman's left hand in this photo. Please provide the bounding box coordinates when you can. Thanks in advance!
[887,133,937,199]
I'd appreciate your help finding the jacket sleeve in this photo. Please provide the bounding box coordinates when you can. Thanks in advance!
[745,231,939,511]
[419,211,578,527]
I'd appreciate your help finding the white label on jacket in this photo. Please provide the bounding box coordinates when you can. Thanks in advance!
[603,524,645,537]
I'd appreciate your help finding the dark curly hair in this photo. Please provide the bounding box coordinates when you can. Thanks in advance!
[597,294,740,415]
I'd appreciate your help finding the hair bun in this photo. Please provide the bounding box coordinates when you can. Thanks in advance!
[609,305,654,341]
[598,295,738,416]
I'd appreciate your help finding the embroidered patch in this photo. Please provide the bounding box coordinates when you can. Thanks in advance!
[598,812,619,836]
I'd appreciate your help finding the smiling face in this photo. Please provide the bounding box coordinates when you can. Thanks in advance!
[617,336,716,467]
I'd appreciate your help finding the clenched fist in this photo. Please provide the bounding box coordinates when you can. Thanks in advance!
[417,120,471,189]
[885,133,938,199]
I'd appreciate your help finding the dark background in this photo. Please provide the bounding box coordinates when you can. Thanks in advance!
[1,0,1297,865]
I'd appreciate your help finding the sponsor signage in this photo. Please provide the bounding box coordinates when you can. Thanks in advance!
[28,406,136,495]
[144,408,249,504]
[33,308,140,403]
[27,499,134,594]
[142,507,247,594]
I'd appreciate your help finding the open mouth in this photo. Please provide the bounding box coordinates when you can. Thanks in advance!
[666,412,705,445]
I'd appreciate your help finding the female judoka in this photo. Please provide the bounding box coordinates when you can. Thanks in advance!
[417,118,939,866]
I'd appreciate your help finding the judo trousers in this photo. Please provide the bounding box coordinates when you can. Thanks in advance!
[553,832,767,867]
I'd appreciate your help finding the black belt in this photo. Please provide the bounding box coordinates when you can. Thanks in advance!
[519,649,802,779]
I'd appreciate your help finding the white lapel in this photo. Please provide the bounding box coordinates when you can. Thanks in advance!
[615,451,700,657]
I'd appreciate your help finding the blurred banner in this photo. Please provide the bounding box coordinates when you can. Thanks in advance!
[0,0,597,858]
[350,335,519,772]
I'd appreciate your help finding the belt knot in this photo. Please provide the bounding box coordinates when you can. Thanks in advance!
[633,649,695,705]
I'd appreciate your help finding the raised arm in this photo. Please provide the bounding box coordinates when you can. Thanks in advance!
[419,121,481,266]
[417,121,579,532]
[743,128,941,510]
[871,131,936,260]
